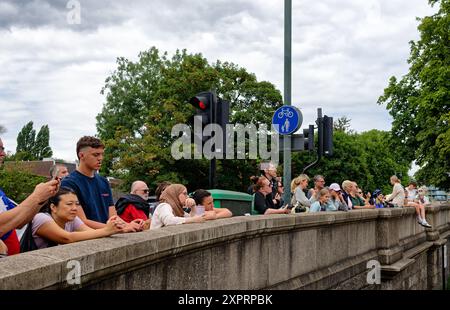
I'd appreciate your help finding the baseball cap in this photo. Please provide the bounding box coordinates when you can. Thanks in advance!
[329,183,342,192]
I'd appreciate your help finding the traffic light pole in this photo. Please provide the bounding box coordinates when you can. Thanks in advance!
[210,159,216,189]
[283,0,292,204]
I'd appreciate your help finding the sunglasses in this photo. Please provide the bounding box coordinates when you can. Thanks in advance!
[140,189,149,193]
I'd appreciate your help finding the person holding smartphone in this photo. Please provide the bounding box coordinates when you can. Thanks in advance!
[252,177,290,215]
[150,184,205,229]
[192,189,232,220]
[0,137,60,255]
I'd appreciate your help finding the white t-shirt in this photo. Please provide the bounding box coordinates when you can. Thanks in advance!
[406,188,417,201]
[150,203,189,229]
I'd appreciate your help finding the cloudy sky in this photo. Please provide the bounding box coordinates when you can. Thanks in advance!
[0,0,438,162]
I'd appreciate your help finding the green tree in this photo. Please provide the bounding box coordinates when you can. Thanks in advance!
[16,121,36,160]
[378,0,449,189]
[334,116,354,133]
[0,167,46,203]
[15,121,53,160]
[97,47,282,192]
[33,125,52,160]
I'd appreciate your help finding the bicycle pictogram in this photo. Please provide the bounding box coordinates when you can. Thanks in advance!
[277,108,294,118]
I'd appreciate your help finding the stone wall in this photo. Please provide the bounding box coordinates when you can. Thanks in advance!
[0,204,449,290]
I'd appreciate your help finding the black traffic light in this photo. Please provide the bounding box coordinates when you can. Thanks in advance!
[189,91,230,188]
[189,91,229,154]
[189,91,214,127]
[189,91,215,147]
[303,125,314,151]
[323,115,333,157]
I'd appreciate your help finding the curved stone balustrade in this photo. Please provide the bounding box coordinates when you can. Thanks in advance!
[0,203,449,290]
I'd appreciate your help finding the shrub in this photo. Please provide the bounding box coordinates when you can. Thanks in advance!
[0,167,47,203]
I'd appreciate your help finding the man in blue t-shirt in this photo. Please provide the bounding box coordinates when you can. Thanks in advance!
[62,136,142,231]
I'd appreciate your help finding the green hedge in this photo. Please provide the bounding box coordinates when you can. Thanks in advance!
[0,167,47,203]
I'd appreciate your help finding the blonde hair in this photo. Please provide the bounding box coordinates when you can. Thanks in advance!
[390,175,400,183]
[317,188,330,200]
[342,180,353,192]
[291,174,310,192]
[418,186,428,195]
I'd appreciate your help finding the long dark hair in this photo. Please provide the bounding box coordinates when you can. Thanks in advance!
[192,189,211,206]
[40,187,78,214]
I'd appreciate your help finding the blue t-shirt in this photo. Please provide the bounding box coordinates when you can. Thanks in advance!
[61,170,113,223]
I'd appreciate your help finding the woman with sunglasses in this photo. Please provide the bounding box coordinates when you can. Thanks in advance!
[252,176,290,215]
[31,187,126,250]
[150,184,205,229]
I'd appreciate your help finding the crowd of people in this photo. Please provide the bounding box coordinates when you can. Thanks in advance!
[248,164,433,228]
[0,136,434,258]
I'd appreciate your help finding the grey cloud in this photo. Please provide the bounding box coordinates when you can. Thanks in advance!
[0,0,129,31]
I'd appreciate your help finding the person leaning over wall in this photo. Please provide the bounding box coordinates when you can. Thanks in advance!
[61,136,143,232]
[290,174,312,211]
[310,188,337,212]
[115,180,152,230]
[191,189,232,220]
[252,176,290,215]
[0,137,60,255]
[30,187,126,250]
[150,184,205,229]
[307,175,326,200]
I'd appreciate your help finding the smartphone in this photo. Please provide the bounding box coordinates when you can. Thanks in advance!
[52,167,60,180]
[282,204,294,210]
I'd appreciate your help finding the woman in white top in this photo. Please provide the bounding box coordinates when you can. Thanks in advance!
[385,175,405,207]
[150,184,205,229]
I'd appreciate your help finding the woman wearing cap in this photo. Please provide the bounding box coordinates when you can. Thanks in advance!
[150,184,205,229]
[329,183,348,211]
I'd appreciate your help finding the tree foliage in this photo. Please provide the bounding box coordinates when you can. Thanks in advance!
[0,166,47,203]
[15,121,53,161]
[378,0,450,189]
[96,47,282,192]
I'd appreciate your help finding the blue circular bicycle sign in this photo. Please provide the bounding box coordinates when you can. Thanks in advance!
[272,105,302,135]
